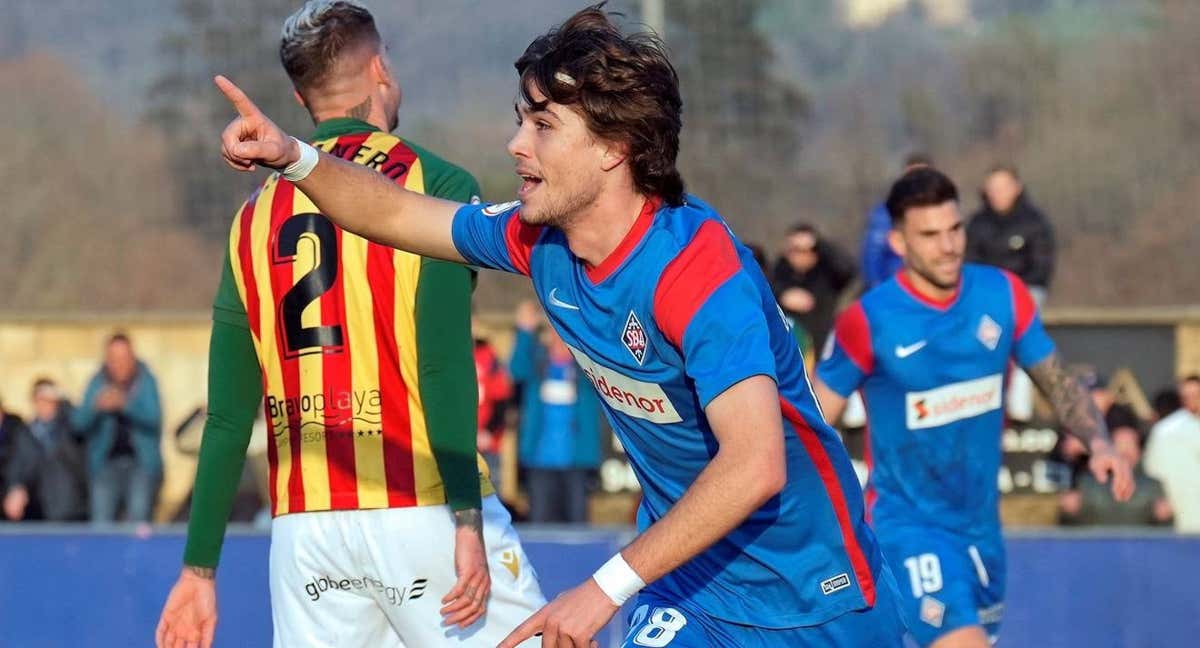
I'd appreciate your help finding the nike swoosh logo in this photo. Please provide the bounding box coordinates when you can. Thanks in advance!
[548,287,579,311]
[895,340,927,358]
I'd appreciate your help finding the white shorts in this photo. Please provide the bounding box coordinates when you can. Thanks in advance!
[269,495,545,647]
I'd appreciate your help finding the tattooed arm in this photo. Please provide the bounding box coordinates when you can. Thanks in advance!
[1027,352,1135,501]
[1027,353,1108,445]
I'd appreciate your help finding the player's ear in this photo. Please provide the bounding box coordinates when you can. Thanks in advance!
[292,88,307,109]
[600,139,628,172]
[887,226,906,259]
[370,52,393,87]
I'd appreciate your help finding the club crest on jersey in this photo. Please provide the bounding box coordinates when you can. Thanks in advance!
[622,311,649,365]
[977,314,1002,351]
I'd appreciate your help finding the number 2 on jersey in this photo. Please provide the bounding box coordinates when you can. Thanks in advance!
[276,213,343,355]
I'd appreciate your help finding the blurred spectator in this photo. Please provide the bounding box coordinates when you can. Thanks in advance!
[0,399,29,523]
[1151,387,1182,423]
[747,242,813,361]
[474,328,513,483]
[860,153,932,289]
[3,379,87,522]
[73,333,163,523]
[966,164,1056,303]
[771,223,856,353]
[1049,372,1140,488]
[509,301,601,524]
[1059,427,1172,526]
[1144,375,1200,532]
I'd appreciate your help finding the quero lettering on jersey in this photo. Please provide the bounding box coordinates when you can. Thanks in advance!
[905,374,1003,430]
[566,345,682,423]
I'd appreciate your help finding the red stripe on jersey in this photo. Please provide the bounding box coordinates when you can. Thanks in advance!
[378,135,418,184]
[366,242,417,507]
[833,303,874,375]
[652,220,742,349]
[268,181,306,512]
[587,197,660,283]
[237,197,262,340]
[780,398,877,607]
[321,223,359,510]
[235,193,275,512]
[1001,270,1037,339]
[503,214,542,276]
[326,132,373,161]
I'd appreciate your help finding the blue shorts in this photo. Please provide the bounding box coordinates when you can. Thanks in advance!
[620,565,913,648]
[879,527,1005,647]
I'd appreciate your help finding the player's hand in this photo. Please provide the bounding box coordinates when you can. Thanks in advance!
[498,578,615,648]
[1088,438,1135,502]
[214,75,299,172]
[441,509,490,629]
[3,486,29,521]
[156,567,218,648]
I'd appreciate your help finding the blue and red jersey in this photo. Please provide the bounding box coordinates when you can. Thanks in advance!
[817,264,1055,538]
[452,195,882,628]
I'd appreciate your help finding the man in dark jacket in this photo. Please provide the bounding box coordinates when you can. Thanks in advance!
[966,165,1056,302]
[3,379,88,521]
[73,333,162,523]
[771,223,857,353]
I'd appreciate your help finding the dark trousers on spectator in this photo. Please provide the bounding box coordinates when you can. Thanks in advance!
[90,456,159,523]
[527,468,589,524]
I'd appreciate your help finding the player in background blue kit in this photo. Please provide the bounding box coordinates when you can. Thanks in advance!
[814,167,1134,648]
[211,5,913,647]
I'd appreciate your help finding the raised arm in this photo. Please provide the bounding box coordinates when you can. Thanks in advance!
[214,76,463,262]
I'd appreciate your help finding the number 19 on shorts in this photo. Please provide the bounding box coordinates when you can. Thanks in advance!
[903,554,943,598]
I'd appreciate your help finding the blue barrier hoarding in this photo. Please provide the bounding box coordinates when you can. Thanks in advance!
[0,527,1197,647]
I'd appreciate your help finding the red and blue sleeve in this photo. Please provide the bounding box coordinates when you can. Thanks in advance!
[1003,270,1056,368]
[450,202,543,275]
[653,221,777,408]
[816,302,874,398]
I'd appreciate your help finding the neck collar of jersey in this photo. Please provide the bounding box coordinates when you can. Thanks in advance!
[310,117,380,142]
[585,196,662,283]
[897,269,960,311]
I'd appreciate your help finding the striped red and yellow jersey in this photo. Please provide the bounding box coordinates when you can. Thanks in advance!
[227,121,492,516]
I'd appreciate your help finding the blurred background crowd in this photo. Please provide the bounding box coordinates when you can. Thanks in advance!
[4,159,1198,532]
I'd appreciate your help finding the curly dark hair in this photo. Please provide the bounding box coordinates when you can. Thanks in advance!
[515,3,686,206]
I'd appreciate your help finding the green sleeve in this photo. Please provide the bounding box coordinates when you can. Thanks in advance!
[415,257,481,512]
[183,250,264,568]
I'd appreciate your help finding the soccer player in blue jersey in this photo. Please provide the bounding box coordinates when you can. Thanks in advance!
[814,167,1135,648]
[211,5,912,647]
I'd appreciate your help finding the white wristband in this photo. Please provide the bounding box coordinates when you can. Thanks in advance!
[281,137,319,182]
[591,553,645,606]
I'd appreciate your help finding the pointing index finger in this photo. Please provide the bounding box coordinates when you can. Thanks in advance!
[214,75,261,119]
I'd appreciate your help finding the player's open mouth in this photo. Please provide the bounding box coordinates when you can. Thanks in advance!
[517,172,543,198]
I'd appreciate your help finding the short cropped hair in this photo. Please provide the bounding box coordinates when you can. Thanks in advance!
[515,4,686,205]
[280,0,380,92]
[886,167,960,225]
